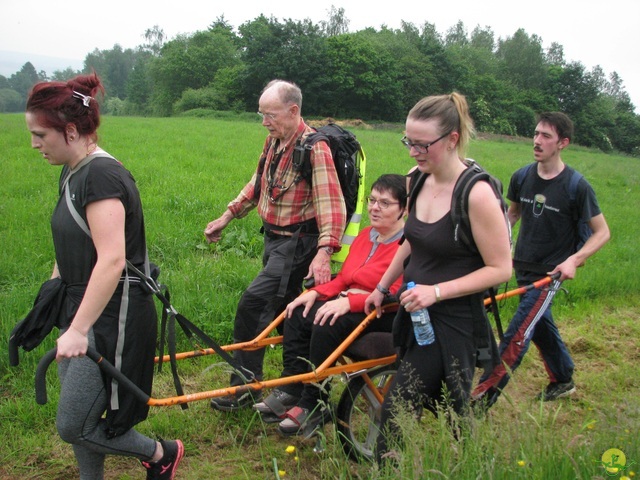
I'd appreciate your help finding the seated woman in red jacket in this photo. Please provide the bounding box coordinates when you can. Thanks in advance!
[253,174,406,436]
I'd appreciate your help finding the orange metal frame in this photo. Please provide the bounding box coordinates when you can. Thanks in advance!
[36,275,558,408]
[146,274,558,407]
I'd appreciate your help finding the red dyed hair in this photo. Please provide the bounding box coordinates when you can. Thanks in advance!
[26,72,105,143]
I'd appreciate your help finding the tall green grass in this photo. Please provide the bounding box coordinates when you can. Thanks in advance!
[1,113,638,479]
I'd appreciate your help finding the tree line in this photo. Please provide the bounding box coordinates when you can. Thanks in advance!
[2,8,638,155]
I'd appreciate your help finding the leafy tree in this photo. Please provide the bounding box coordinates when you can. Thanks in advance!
[84,45,136,99]
[607,71,628,102]
[125,53,153,114]
[369,24,438,113]
[445,21,469,47]
[609,105,640,155]
[547,61,599,120]
[470,25,495,52]
[174,65,246,113]
[590,65,609,95]
[416,22,454,93]
[546,42,565,66]
[148,29,241,115]
[320,5,350,36]
[9,62,41,98]
[0,88,23,112]
[142,25,166,56]
[51,67,81,81]
[497,29,547,91]
[15,13,631,154]
[238,16,331,114]
[323,32,403,120]
[209,16,240,45]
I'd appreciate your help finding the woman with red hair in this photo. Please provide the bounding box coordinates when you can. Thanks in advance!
[25,73,183,480]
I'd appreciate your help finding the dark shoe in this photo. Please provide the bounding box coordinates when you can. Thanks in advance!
[277,405,332,437]
[142,439,184,480]
[253,389,300,424]
[210,390,262,412]
[535,381,576,401]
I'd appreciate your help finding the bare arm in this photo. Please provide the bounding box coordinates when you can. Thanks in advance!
[56,198,126,359]
[204,209,235,243]
[551,213,610,280]
[507,201,521,228]
[51,262,60,279]
[364,240,411,316]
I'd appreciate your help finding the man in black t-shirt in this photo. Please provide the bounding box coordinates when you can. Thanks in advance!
[473,112,610,407]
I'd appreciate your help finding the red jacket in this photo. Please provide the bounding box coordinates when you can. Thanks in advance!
[312,226,403,312]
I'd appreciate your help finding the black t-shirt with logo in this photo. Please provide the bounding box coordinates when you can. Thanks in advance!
[507,164,601,282]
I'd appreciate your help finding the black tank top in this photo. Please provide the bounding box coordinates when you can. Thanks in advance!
[403,207,484,288]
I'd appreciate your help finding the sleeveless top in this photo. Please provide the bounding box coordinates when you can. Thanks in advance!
[404,208,484,298]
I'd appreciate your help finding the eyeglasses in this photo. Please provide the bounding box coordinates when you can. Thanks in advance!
[401,132,450,154]
[366,196,400,209]
[257,111,277,121]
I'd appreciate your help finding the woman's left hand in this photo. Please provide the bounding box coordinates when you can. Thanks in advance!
[314,297,351,326]
[56,327,89,360]
[399,284,434,313]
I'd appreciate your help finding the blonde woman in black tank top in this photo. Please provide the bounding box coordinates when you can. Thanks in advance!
[365,93,512,463]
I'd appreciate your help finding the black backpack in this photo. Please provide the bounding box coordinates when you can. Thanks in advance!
[408,158,511,253]
[292,123,363,222]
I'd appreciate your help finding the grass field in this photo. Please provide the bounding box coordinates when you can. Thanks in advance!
[0,113,639,479]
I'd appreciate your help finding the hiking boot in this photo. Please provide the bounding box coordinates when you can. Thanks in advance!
[210,390,262,412]
[535,381,576,402]
[142,439,184,480]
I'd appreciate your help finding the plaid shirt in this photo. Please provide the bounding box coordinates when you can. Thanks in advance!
[227,120,346,250]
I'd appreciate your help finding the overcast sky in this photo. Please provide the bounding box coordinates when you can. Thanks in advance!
[1,0,639,109]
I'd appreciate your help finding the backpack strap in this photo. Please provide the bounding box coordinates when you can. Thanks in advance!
[513,162,536,194]
[292,128,326,184]
[407,169,428,213]
[568,169,583,203]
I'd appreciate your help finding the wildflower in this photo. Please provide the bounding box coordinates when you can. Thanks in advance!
[279,470,286,477]
[294,456,299,462]
[629,471,635,477]
[285,445,296,454]
[620,476,630,480]
[517,460,526,467]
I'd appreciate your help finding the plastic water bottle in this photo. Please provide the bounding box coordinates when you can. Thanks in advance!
[406,281,435,346]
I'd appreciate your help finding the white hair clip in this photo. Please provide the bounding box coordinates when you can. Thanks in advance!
[72,91,93,107]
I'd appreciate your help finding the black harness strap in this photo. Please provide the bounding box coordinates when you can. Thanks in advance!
[261,219,319,299]
[126,263,256,408]
[487,286,504,342]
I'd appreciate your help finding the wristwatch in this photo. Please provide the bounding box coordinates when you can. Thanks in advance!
[320,246,335,255]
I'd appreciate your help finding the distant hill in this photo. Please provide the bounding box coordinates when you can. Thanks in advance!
[0,50,83,77]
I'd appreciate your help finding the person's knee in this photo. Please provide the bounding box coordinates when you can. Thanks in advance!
[56,414,82,444]
[237,289,268,312]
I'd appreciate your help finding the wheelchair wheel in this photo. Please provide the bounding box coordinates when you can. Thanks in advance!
[335,364,396,461]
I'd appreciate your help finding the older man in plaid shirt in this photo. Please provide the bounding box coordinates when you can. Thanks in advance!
[205,80,346,411]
